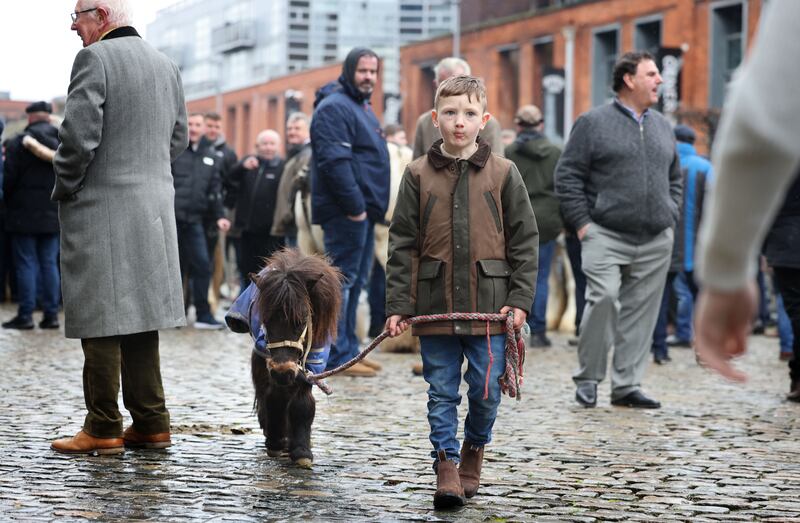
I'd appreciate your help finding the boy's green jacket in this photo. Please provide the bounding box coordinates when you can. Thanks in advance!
[386,139,539,336]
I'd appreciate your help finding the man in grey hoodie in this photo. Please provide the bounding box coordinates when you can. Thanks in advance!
[555,51,682,409]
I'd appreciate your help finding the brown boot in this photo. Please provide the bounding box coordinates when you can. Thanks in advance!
[411,362,423,376]
[337,362,377,377]
[123,426,172,449]
[433,449,465,509]
[51,430,124,455]
[360,358,382,371]
[458,441,484,498]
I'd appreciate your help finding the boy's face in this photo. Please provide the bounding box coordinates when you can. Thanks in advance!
[432,94,490,151]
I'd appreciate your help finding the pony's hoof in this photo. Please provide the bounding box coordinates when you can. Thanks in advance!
[267,448,286,458]
[294,457,313,469]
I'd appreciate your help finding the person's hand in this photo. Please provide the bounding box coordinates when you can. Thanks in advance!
[217,217,231,232]
[243,156,259,170]
[347,211,367,222]
[500,306,527,330]
[385,314,409,337]
[693,283,757,383]
[577,223,591,241]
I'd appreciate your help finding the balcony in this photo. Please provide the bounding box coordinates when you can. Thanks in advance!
[211,20,257,54]
[157,45,188,69]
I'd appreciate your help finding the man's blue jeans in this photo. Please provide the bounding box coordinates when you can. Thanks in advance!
[12,233,60,318]
[176,222,212,318]
[673,272,695,341]
[420,334,506,464]
[652,272,677,359]
[777,293,794,355]
[528,240,555,334]
[322,216,373,369]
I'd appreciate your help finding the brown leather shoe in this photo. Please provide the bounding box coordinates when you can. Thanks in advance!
[360,358,382,371]
[123,426,172,449]
[458,441,484,498]
[433,450,465,509]
[788,380,800,403]
[51,430,124,455]
[337,362,377,377]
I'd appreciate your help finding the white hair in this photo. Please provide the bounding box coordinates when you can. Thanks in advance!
[257,129,281,143]
[434,57,471,80]
[83,0,134,26]
[286,112,310,126]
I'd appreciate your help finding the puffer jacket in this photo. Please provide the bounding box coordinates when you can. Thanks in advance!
[171,143,223,224]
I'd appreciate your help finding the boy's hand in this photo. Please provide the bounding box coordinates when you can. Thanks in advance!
[500,306,527,330]
[385,315,409,337]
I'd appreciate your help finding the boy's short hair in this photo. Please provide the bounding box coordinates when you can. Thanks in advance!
[204,112,222,121]
[434,75,487,111]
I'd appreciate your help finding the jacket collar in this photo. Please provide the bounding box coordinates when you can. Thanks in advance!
[427,137,491,170]
[101,26,141,41]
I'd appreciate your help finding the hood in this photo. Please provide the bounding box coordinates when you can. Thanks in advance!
[677,141,697,159]
[512,130,551,160]
[25,120,59,150]
[337,47,379,104]
[314,80,343,109]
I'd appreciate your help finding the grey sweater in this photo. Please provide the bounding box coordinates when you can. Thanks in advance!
[555,101,682,244]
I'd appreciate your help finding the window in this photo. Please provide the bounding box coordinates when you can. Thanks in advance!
[498,46,520,121]
[709,2,744,107]
[592,27,619,107]
[634,18,661,56]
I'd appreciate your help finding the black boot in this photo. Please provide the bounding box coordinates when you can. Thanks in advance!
[2,316,34,330]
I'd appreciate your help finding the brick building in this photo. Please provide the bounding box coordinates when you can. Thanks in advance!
[187,62,384,158]
[400,0,765,149]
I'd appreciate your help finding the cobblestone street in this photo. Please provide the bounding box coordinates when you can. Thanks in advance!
[1,302,799,522]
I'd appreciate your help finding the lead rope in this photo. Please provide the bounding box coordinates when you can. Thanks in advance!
[308,312,525,400]
[483,320,493,400]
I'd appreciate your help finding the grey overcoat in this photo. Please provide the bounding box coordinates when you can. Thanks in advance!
[53,28,188,339]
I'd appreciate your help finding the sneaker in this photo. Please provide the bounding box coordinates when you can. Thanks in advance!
[39,315,60,329]
[2,316,34,330]
[195,315,224,330]
[666,335,691,348]
[529,331,552,348]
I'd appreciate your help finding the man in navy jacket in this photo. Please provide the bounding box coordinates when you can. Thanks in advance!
[311,47,390,376]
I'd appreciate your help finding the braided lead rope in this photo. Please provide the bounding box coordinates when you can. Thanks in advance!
[307,312,525,401]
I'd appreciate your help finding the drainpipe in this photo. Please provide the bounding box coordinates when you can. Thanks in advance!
[562,25,575,137]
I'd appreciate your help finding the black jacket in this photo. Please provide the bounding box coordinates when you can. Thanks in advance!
[229,156,284,234]
[765,170,800,269]
[2,121,60,234]
[199,136,238,208]
[171,143,224,224]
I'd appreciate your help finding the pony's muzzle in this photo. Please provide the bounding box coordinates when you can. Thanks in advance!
[267,360,300,385]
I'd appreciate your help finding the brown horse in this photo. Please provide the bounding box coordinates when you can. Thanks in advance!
[251,248,341,468]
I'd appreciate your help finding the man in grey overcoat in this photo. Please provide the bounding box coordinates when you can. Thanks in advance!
[51,0,188,455]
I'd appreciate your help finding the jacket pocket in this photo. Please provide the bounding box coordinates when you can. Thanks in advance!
[416,259,446,315]
[476,259,512,312]
[484,192,502,233]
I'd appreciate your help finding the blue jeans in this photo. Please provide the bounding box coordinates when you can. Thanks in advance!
[528,240,555,334]
[322,216,374,368]
[176,221,212,318]
[777,293,794,355]
[12,233,60,318]
[420,334,506,463]
[673,272,694,341]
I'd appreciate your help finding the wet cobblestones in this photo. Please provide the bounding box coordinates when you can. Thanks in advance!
[1,302,799,521]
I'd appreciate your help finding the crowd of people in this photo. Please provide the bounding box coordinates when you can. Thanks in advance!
[0,0,797,512]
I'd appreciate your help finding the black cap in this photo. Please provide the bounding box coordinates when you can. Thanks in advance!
[25,101,52,114]
[673,124,696,144]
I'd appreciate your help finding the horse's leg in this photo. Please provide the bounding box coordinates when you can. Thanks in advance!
[251,352,270,439]
[288,383,315,468]
[265,389,289,457]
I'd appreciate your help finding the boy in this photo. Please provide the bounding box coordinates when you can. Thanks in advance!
[385,75,538,509]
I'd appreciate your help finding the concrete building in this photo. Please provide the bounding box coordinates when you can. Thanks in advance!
[400,0,765,150]
[147,0,453,119]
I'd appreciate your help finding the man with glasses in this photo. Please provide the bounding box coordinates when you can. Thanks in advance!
[51,1,188,455]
